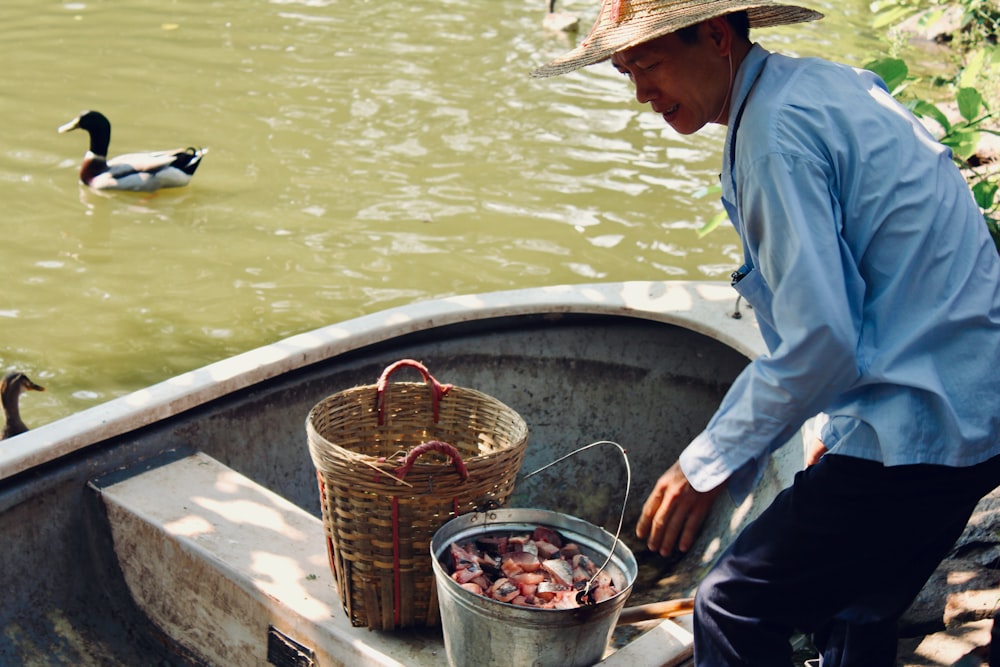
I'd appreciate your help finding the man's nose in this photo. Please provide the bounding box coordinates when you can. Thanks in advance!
[633,79,655,104]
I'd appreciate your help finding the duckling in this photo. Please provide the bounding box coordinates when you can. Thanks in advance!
[58,110,207,192]
[1,372,45,440]
[543,0,579,33]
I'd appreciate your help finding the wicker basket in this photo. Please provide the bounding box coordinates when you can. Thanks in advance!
[306,359,529,630]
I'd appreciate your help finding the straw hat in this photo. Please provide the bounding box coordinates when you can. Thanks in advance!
[532,0,823,78]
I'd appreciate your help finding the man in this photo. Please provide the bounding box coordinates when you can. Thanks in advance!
[533,1,1000,665]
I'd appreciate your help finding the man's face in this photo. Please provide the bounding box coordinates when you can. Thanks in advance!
[611,25,730,135]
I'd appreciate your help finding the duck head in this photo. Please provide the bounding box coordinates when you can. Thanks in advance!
[1,372,45,440]
[59,110,112,157]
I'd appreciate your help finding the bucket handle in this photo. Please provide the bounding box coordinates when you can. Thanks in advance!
[519,440,631,606]
[394,440,469,482]
[376,359,453,426]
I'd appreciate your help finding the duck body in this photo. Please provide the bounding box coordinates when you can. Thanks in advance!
[59,110,207,192]
[544,0,579,32]
[1,372,45,440]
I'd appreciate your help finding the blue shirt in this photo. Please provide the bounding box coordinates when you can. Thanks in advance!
[679,44,1000,500]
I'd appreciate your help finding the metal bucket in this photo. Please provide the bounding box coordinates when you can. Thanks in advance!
[430,507,638,667]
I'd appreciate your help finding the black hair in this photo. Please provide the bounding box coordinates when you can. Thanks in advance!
[675,11,750,44]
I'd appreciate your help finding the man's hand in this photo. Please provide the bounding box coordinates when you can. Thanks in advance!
[635,461,724,556]
[806,437,828,466]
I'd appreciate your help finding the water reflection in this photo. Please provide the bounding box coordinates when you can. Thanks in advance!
[0,0,884,425]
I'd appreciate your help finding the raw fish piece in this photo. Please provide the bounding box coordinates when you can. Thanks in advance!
[532,525,563,547]
[541,558,574,587]
[490,578,520,602]
[445,527,621,610]
[504,551,541,572]
[533,540,561,559]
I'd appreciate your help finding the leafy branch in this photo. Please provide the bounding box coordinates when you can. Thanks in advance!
[867,0,1000,249]
[696,1,1000,249]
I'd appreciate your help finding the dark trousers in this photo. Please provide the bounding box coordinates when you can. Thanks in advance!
[692,452,1000,667]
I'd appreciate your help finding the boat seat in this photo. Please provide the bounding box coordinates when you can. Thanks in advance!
[93,451,693,666]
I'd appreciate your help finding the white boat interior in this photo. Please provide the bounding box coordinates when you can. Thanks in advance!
[0,281,813,666]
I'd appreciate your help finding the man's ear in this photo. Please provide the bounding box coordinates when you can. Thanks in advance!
[703,16,732,55]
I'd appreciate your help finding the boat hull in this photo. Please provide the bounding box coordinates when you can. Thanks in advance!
[0,281,806,665]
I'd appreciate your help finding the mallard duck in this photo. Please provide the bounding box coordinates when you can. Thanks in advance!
[543,0,579,32]
[58,110,207,192]
[1,372,45,440]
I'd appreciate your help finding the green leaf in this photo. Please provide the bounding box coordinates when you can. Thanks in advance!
[694,183,726,236]
[865,58,909,94]
[957,87,984,122]
[959,49,987,88]
[913,100,952,132]
[917,7,947,29]
[867,0,896,13]
[693,183,722,199]
[942,128,981,159]
[871,5,919,28]
[697,211,729,238]
[973,180,999,211]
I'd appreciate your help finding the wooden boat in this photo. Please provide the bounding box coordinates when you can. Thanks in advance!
[0,280,810,666]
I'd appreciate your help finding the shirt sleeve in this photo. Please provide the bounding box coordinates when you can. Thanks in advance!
[680,150,863,498]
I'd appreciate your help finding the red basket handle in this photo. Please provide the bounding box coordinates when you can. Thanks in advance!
[393,440,469,481]
[376,359,453,425]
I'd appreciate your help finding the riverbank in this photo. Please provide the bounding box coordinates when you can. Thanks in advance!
[787,487,999,667]
[900,7,1000,172]
[894,487,999,666]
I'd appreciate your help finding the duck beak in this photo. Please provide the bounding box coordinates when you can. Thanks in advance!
[23,379,44,393]
[58,117,81,133]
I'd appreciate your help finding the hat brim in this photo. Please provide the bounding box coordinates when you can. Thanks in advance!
[531,1,823,78]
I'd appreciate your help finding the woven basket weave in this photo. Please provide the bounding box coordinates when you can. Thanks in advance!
[306,359,529,630]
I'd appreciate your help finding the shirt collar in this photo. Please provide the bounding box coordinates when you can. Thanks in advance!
[721,43,771,200]
[725,43,770,127]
